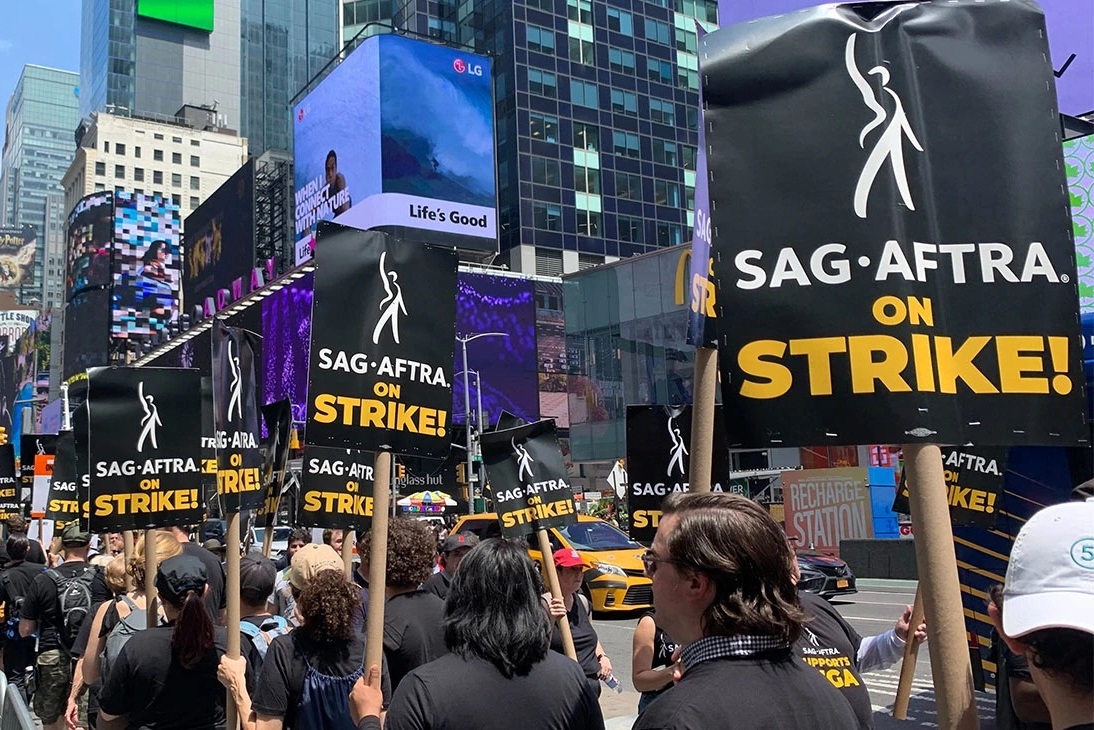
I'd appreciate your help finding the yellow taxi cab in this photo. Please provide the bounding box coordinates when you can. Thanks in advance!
[449,513,652,613]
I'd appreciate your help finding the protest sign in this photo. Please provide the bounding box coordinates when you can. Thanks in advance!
[212,322,263,512]
[625,405,731,542]
[45,431,88,525]
[21,434,56,511]
[298,445,375,530]
[704,0,1087,448]
[30,445,56,519]
[258,399,293,535]
[86,367,203,531]
[480,419,576,538]
[781,467,873,556]
[892,446,1007,528]
[307,223,458,457]
[0,445,20,521]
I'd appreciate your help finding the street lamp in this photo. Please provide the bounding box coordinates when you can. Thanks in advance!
[456,332,509,514]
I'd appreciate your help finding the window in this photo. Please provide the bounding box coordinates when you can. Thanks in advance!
[655,180,681,206]
[653,140,678,166]
[533,202,562,231]
[172,173,182,187]
[115,165,125,179]
[573,122,598,151]
[675,27,698,54]
[574,165,600,194]
[172,194,181,206]
[685,184,696,211]
[678,67,699,91]
[172,152,182,165]
[190,196,200,208]
[682,144,698,170]
[647,58,673,85]
[536,249,563,276]
[578,253,602,270]
[649,99,675,125]
[529,113,559,143]
[154,149,164,162]
[171,136,182,144]
[611,89,638,116]
[686,107,700,131]
[116,143,126,156]
[190,176,200,190]
[616,172,642,200]
[567,0,591,24]
[576,209,600,236]
[526,0,554,11]
[569,37,594,65]
[153,133,164,140]
[134,168,144,182]
[612,131,640,158]
[657,222,683,246]
[618,215,643,242]
[645,19,671,45]
[134,146,142,158]
[679,0,718,22]
[608,48,635,74]
[607,8,632,35]
[95,162,106,176]
[528,69,557,98]
[94,182,105,191]
[153,170,163,185]
[103,141,110,153]
[527,26,555,53]
[571,79,598,109]
[190,156,200,167]
[531,157,560,186]
[191,140,200,147]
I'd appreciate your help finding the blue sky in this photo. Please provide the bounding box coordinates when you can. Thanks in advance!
[0,1,81,149]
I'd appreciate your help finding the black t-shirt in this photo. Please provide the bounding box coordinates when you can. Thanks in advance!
[99,625,227,730]
[375,652,605,730]
[383,590,447,691]
[0,561,47,610]
[0,537,48,567]
[639,610,679,707]
[180,542,226,622]
[633,649,860,730]
[252,629,391,727]
[796,591,872,730]
[550,595,600,682]
[21,561,111,653]
[420,570,451,600]
[239,614,283,695]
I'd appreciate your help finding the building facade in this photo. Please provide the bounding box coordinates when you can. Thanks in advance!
[341,0,393,46]
[0,65,81,306]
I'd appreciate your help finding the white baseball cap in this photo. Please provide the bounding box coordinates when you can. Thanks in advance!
[1002,501,1094,639]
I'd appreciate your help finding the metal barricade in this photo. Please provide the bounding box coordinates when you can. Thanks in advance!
[0,672,37,730]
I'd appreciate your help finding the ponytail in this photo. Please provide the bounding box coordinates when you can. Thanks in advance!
[172,590,214,669]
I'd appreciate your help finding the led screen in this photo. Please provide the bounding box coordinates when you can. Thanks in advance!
[111,192,182,343]
[0,226,37,293]
[137,0,214,31]
[66,192,114,300]
[261,272,314,428]
[63,290,110,380]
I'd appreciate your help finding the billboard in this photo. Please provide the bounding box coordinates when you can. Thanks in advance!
[781,467,874,556]
[261,272,313,428]
[66,192,114,300]
[137,0,214,31]
[64,290,111,380]
[293,34,496,264]
[110,192,182,342]
[183,160,255,317]
[0,310,38,352]
[0,226,36,292]
[535,281,568,428]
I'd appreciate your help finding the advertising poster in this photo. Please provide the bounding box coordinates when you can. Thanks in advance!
[293,34,496,264]
[65,192,114,299]
[307,224,458,457]
[212,323,263,513]
[892,446,1008,528]
[0,310,38,355]
[86,367,203,531]
[0,226,37,292]
[111,192,182,343]
[258,399,293,527]
[63,290,111,380]
[625,405,731,542]
[781,467,874,556]
[0,445,20,521]
[45,431,88,525]
[298,445,374,530]
[480,420,577,538]
[1065,133,1094,313]
[183,160,256,317]
[704,1,1087,448]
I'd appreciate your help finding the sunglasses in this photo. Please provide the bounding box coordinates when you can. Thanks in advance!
[641,550,680,576]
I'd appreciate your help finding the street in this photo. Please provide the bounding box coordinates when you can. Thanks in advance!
[591,579,998,729]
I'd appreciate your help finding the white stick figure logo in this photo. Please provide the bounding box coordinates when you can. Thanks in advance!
[35,439,44,455]
[666,414,688,478]
[845,33,923,219]
[137,381,162,453]
[513,437,535,481]
[227,339,243,422]
[372,251,407,345]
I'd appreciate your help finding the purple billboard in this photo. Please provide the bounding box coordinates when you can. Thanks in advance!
[261,272,314,428]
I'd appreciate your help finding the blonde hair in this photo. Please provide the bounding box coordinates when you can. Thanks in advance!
[104,555,128,594]
[128,532,182,590]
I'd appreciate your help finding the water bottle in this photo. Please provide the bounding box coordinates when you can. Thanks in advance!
[602,672,624,694]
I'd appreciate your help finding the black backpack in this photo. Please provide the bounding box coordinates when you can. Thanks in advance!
[1,570,33,641]
[46,565,97,650]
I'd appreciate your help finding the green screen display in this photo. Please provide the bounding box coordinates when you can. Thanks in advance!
[137,0,214,32]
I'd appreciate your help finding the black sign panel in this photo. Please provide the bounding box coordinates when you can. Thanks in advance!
[0,445,20,521]
[892,446,1008,528]
[45,431,88,526]
[86,367,203,531]
[21,434,57,512]
[212,323,263,512]
[480,420,576,538]
[199,377,217,515]
[258,399,293,528]
[625,405,732,542]
[73,403,90,525]
[307,223,458,457]
[299,445,374,530]
[704,0,1087,448]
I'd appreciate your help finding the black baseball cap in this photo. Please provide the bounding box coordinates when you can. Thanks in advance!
[240,554,277,597]
[155,555,208,604]
[441,532,479,553]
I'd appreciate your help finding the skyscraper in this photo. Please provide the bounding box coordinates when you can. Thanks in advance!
[0,65,80,305]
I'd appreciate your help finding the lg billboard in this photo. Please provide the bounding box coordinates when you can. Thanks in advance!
[293,34,497,264]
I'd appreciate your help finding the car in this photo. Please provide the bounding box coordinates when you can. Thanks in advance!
[795,549,857,598]
[450,513,652,613]
[250,525,293,558]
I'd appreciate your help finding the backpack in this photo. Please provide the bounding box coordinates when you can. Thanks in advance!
[46,565,97,650]
[1,568,36,641]
[99,595,146,681]
[239,615,290,661]
[293,635,363,730]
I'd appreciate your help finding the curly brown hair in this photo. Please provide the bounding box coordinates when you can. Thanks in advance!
[297,569,359,644]
[130,532,183,590]
[384,518,437,589]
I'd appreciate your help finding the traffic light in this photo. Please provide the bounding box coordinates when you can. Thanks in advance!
[0,426,8,445]
[396,463,406,480]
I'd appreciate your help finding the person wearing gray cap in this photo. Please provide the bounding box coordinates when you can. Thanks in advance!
[421,531,479,600]
[98,554,228,729]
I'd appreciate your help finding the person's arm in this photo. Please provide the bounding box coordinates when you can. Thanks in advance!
[80,601,112,686]
[349,666,384,730]
[218,656,257,730]
[65,657,88,730]
[632,615,673,693]
[594,639,613,680]
[255,715,284,730]
[18,577,40,639]
[857,604,926,673]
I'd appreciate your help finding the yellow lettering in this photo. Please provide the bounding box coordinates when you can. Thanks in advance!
[788,337,846,396]
[995,336,1049,394]
[738,340,792,399]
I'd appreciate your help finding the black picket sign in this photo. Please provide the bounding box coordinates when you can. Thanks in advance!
[73,404,91,528]
[258,399,293,529]
[307,223,458,457]
[21,434,57,514]
[45,431,87,526]
[200,376,217,515]
[298,445,375,531]
[0,445,20,521]
[892,446,1008,528]
[480,420,577,539]
[704,0,1087,448]
[212,322,263,513]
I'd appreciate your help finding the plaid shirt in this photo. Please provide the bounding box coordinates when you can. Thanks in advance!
[679,634,789,671]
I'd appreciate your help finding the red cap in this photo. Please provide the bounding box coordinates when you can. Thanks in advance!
[553,549,587,569]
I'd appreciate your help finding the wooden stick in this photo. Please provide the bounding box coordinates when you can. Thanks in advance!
[123,531,135,592]
[343,528,356,581]
[537,528,577,660]
[262,528,273,559]
[904,443,979,730]
[892,587,925,720]
[688,347,719,493]
[144,529,159,630]
[225,512,241,730]
[364,451,393,674]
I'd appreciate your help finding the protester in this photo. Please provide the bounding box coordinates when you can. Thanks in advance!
[632,492,858,729]
[352,531,370,591]
[989,501,1094,730]
[20,522,110,730]
[238,554,290,688]
[0,534,46,701]
[274,527,311,571]
[380,518,447,691]
[98,554,228,729]
[349,538,605,730]
[163,525,226,623]
[107,532,125,557]
[421,532,478,600]
[0,515,47,565]
[322,528,344,554]
[631,610,678,715]
[988,584,1052,730]
[546,548,612,697]
[270,528,311,622]
[203,538,227,564]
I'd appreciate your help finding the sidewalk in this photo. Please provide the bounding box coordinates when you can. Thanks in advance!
[600,690,639,730]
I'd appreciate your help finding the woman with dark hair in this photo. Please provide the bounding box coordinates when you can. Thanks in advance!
[0,534,45,700]
[350,538,604,730]
[98,554,227,729]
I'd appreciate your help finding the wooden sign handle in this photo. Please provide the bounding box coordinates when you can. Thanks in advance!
[537,528,577,660]
[364,452,393,674]
[892,587,924,720]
